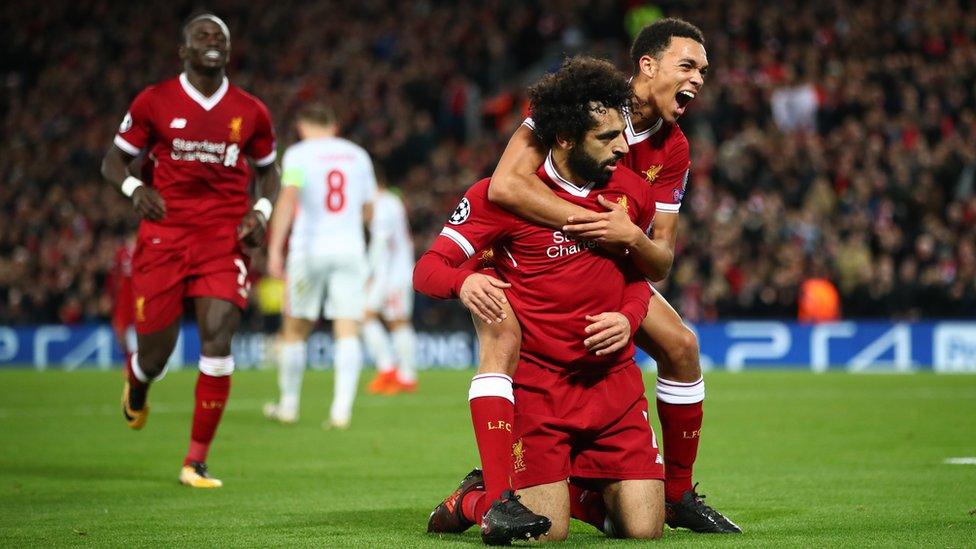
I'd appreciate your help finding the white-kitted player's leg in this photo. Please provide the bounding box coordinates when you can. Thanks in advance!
[362,309,395,375]
[274,334,308,422]
[265,255,323,424]
[388,281,417,385]
[325,255,367,428]
[391,323,417,384]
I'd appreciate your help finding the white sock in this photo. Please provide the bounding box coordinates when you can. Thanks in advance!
[362,319,395,373]
[278,341,307,415]
[131,352,169,383]
[331,337,363,423]
[392,326,417,383]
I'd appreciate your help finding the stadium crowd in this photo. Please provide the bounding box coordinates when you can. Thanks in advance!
[1,0,974,329]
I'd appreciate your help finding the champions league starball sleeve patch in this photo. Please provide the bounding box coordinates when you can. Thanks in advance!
[448,197,471,225]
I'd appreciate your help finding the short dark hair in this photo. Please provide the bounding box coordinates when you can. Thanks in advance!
[630,17,704,68]
[296,102,337,127]
[528,56,631,148]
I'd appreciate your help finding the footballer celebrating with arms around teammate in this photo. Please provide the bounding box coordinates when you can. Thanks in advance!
[417,57,664,544]
[483,18,740,533]
[100,13,279,488]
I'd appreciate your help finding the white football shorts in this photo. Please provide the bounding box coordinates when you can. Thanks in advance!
[285,254,367,321]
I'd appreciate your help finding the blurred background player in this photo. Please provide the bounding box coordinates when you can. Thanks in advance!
[488,18,739,533]
[108,232,136,360]
[363,177,418,395]
[100,13,279,488]
[264,102,377,428]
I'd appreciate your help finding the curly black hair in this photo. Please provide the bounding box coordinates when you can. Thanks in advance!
[528,56,631,148]
[630,17,704,69]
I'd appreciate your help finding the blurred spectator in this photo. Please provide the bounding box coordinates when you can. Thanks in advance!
[0,0,973,331]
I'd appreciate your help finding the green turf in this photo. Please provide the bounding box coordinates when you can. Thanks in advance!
[0,369,974,547]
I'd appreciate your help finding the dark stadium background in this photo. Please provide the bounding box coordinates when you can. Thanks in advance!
[2,0,973,332]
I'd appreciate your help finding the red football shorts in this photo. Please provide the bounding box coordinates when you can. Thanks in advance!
[132,224,249,334]
[511,362,664,489]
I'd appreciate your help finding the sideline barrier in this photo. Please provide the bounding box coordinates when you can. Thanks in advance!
[0,321,974,372]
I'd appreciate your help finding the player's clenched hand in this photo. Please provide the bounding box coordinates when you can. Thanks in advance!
[563,195,641,254]
[237,211,267,248]
[583,312,631,356]
[131,186,166,221]
[459,273,511,325]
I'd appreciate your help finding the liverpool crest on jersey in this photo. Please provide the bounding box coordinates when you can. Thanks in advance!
[643,164,663,183]
[228,117,243,142]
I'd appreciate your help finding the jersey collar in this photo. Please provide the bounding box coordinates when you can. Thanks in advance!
[544,151,595,197]
[179,72,229,111]
[624,111,663,145]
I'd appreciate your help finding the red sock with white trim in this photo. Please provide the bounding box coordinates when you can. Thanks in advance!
[463,373,514,522]
[184,356,233,466]
[656,376,705,503]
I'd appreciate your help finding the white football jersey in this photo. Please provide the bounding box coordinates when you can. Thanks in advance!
[368,189,414,283]
[281,137,377,255]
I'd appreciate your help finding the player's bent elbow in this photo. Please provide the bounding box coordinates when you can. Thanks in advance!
[486,176,519,208]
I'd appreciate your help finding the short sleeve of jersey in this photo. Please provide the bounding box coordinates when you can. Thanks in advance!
[114,88,153,156]
[436,180,511,260]
[280,147,304,188]
[245,99,277,167]
[653,133,690,214]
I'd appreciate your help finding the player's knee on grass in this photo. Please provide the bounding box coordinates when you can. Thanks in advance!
[602,479,664,539]
[473,314,520,376]
[516,483,568,542]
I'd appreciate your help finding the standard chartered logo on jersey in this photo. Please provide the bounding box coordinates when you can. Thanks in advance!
[170,139,240,167]
[547,230,597,259]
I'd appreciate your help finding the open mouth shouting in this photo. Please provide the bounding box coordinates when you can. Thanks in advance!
[675,89,696,116]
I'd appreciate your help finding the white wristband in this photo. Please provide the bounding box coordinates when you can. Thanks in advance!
[253,197,273,221]
[121,176,144,198]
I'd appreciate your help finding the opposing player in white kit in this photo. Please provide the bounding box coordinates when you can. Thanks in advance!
[362,179,418,395]
[264,103,377,428]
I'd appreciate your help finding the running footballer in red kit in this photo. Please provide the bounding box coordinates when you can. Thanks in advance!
[100,13,279,488]
[485,18,741,534]
[417,58,665,544]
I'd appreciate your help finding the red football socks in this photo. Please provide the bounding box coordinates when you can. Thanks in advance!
[461,488,487,524]
[184,372,231,466]
[569,484,607,531]
[656,377,706,502]
[467,374,515,521]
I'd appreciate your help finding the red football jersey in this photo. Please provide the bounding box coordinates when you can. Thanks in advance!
[619,115,690,215]
[524,115,690,215]
[114,73,277,228]
[427,154,655,372]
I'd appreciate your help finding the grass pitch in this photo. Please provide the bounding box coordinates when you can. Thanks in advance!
[0,369,974,547]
